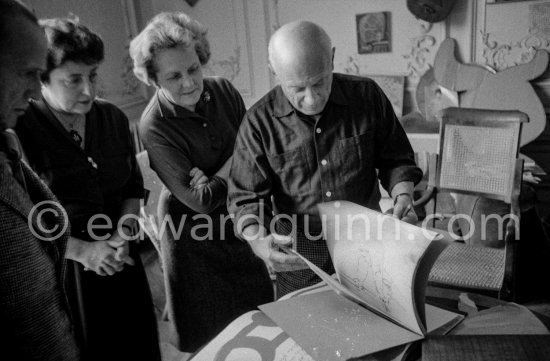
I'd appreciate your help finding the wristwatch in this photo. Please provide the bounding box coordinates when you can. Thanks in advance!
[393,192,412,205]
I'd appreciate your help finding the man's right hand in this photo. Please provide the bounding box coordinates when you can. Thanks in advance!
[242,225,308,272]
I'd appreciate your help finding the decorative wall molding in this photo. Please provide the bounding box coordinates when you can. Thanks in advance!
[26,0,150,122]
[119,0,148,103]
[402,17,439,80]
[403,34,437,79]
[236,0,255,98]
[481,30,549,71]
[342,55,361,75]
[263,0,280,89]
[269,0,281,33]
[204,0,254,98]
[203,47,242,81]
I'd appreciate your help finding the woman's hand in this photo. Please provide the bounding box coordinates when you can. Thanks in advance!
[107,233,135,267]
[189,167,209,189]
[68,238,126,276]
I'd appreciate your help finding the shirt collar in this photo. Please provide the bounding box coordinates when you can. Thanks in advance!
[157,85,212,119]
[272,73,348,118]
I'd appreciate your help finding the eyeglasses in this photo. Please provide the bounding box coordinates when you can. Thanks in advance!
[61,72,99,90]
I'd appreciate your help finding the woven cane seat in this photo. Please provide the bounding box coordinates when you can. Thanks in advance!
[429,243,505,291]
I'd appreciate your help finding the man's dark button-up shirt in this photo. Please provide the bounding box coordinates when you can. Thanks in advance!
[228,73,422,233]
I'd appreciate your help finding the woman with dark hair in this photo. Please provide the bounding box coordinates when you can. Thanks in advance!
[16,18,160,361]
[129,12,273,352]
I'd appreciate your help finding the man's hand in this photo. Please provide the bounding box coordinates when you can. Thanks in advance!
[243,225,308,272]
[392,193,418,225]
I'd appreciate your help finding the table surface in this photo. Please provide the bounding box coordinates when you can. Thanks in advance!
[191,284,550,361]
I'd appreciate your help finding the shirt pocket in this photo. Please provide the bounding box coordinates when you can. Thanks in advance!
[338,131,374,182]
[267,146,311,196]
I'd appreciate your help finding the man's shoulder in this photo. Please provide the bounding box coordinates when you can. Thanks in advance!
[333,73,377,88]
[245,87,280,120]
[331,73,383,104]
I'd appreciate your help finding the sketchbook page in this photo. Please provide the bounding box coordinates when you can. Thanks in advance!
[412,236,449,333]
[318,201,440,335]
[281,246,371,308]
[260,290,423,361]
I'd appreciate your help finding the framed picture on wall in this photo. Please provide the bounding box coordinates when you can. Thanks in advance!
[356,12,391,54]
[364,74,404,118]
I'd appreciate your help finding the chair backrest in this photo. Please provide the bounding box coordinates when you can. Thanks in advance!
[136,150,164,255]
[129,121,145,154]
[136,150,164,215]
[436,107,527,204]
[426,107,528,300]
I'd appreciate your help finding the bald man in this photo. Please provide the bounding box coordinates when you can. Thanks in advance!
[0,1,79,359]
[228,21,422,296]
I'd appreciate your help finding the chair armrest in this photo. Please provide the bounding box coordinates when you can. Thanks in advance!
[414,185,436,207]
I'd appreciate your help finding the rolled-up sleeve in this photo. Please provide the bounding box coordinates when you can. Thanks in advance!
[372,84,423,193]
[228,117,274,235]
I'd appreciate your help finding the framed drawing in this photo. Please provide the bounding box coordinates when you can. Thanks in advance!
[356,12,392,54]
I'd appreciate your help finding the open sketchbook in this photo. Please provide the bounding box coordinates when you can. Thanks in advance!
[259,201,464,360]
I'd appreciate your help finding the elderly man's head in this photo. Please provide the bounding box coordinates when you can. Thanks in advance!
[0,0,47,131]
[268,21,334,117]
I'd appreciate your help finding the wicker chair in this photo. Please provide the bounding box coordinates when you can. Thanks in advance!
[416,107,527,301]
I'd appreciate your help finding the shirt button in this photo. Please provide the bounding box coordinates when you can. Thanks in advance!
[316,128,321,134]
[326,191,332,197]
[203,123,207,128]
[321,159,327,166]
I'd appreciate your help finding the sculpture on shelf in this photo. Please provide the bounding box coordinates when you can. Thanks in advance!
[433,38,549,146]
[407,0,457,23]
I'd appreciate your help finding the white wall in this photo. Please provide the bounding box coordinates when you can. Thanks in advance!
[145,0,449,113]
[27,0,550,153]
[26,0,150,123]
[141,0,550,153]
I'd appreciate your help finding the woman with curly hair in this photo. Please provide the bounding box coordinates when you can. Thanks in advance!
[16,17,160,361]
[130,12,273,352]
